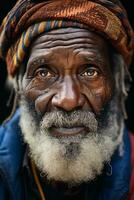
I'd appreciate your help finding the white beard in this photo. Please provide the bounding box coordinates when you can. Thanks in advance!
[19,98,124,185]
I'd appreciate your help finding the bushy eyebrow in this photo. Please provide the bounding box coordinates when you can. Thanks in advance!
[27,55,50,71]
[80,52,108,70]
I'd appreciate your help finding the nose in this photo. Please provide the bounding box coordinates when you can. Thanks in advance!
[51,76,85,111]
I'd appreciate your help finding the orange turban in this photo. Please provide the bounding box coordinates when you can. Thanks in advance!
[0,0,134,76]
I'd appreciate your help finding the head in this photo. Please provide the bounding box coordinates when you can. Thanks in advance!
[17,27,127,185]
[0,0,133,186]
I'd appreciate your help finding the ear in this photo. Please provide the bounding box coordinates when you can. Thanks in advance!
[7,63,26,92]
[113,53,130,119]
[6,75,18,91]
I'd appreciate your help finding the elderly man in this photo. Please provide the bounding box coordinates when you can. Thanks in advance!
[0,0,134,199]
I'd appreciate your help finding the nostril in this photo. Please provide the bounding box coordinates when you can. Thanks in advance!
[53,105,83,113]
[52,98,84,112]
[51,78,85,111]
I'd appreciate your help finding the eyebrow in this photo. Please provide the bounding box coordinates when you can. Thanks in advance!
[27,55,50,71]
[82,52,107,69]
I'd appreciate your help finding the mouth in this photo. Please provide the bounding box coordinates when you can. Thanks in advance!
[49,126,89,137]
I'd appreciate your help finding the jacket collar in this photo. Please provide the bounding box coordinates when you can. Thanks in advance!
[97,128,131,200]
[0,109,25,199]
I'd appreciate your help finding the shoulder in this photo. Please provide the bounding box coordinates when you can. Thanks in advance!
[0,109,25,172]
[127,132,134,200]
[0,110,26,199]
[0,109,22,155]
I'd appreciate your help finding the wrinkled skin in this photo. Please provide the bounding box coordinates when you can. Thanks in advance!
[19,28,122,193]
[22,28,114,137]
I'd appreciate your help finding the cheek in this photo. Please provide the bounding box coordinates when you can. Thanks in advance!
[83,78,114,113]
[24,88,55,114]
[22,79,56,113]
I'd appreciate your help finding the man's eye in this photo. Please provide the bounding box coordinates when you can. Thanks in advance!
[35,69,54,78]
[81,68,98,77]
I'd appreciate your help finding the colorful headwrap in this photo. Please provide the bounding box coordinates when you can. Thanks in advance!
[0,0,134,77]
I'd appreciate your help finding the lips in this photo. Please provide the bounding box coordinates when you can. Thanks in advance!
[49,126,89,137]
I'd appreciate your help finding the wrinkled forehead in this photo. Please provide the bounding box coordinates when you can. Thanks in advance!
[29,27,110,60]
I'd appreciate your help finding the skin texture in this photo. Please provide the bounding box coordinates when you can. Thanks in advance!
[22,28,114,135]
[20,28,123,188]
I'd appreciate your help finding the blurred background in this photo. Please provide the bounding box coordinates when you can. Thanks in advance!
[0,0,134,132]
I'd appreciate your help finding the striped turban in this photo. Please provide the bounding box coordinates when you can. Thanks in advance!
[0,0,134,77]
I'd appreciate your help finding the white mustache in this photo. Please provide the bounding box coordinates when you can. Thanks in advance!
[40,110,98,132]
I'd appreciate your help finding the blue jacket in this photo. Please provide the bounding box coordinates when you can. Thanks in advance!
[0,110,132,200]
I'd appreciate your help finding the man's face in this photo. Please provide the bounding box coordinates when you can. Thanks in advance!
[23,28,114,117]
[20,28,120,184]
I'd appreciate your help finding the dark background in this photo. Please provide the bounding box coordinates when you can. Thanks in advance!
[0,1,134,132]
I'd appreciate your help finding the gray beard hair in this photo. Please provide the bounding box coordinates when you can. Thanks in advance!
[19,94,124,185]
[18,54,127,185]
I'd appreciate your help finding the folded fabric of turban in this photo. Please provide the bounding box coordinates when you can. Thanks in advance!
[0,0,134,77]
